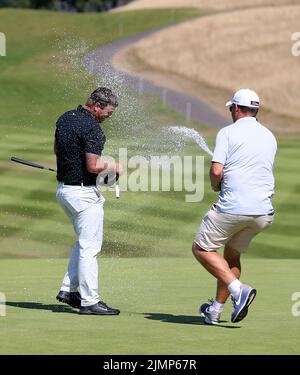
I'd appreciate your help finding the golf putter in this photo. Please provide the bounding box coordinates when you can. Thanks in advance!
[11,156,120,199]
[11,156,56,172]
[115,182,120,199]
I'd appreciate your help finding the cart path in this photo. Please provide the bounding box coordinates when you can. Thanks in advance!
[83,27,227,128]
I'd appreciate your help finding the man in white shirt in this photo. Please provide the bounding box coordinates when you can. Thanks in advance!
[192,89,277,325]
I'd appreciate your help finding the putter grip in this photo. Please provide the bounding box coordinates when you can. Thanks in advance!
[11,157,44,169]
[11,157,56,172]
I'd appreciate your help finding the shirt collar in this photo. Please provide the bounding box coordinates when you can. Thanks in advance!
[235,117,258,125]
[77,105,99,122]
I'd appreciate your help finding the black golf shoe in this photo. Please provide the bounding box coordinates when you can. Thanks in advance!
[79,301,120,315]
[56,290,82,309]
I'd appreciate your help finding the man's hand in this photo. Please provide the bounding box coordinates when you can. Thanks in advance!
[115,162,123,177]
[210,162,224,192]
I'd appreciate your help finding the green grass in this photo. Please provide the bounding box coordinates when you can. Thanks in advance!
[0,8,300,356]
[0,8,205,258]
[0,8,300,261]
[0,258,299,354]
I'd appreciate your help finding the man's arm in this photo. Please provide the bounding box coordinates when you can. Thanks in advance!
[85,153,122,175]
[210,128,228,192]
[210,162,224,192]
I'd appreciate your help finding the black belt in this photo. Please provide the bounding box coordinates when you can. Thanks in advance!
[213,204,275,216]
[62,182,96,186]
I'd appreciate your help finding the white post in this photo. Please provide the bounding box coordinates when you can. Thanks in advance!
[0,292,6,316]
[162,88,167,107]
[186,102,191,124]
[138,77,144,95]
[0,32,6,57]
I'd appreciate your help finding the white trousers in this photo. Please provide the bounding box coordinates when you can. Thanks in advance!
[56,183,105,307]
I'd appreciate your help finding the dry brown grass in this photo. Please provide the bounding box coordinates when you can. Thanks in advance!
[116,0,299,12]
[114,4,300,133]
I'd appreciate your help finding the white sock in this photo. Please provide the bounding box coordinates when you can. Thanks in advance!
[228,279,242,298]
[211,300,224,312]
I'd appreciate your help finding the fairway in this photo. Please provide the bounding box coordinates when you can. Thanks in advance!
[1,6,300,356]
[1,9,300,260]
[0,258,299,354]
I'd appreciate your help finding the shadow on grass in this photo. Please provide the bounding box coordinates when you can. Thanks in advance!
[6,301,77,314]
[143,313,241,329]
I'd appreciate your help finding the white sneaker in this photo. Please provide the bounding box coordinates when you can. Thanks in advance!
[199,300,221,325]
[231,284,256,323]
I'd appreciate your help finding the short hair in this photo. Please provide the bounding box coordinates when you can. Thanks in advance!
[86,87,118,109]
[238,105,259,116]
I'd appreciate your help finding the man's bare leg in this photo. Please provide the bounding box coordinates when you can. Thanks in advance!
[192,242,237,286]
[216,245,241,304]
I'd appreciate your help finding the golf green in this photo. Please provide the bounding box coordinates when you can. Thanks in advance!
[0,258,299,354]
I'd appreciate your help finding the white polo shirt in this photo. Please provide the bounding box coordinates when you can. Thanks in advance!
[212,117,277,215]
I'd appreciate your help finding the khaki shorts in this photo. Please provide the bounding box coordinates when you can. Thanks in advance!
[194,205,274,253]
